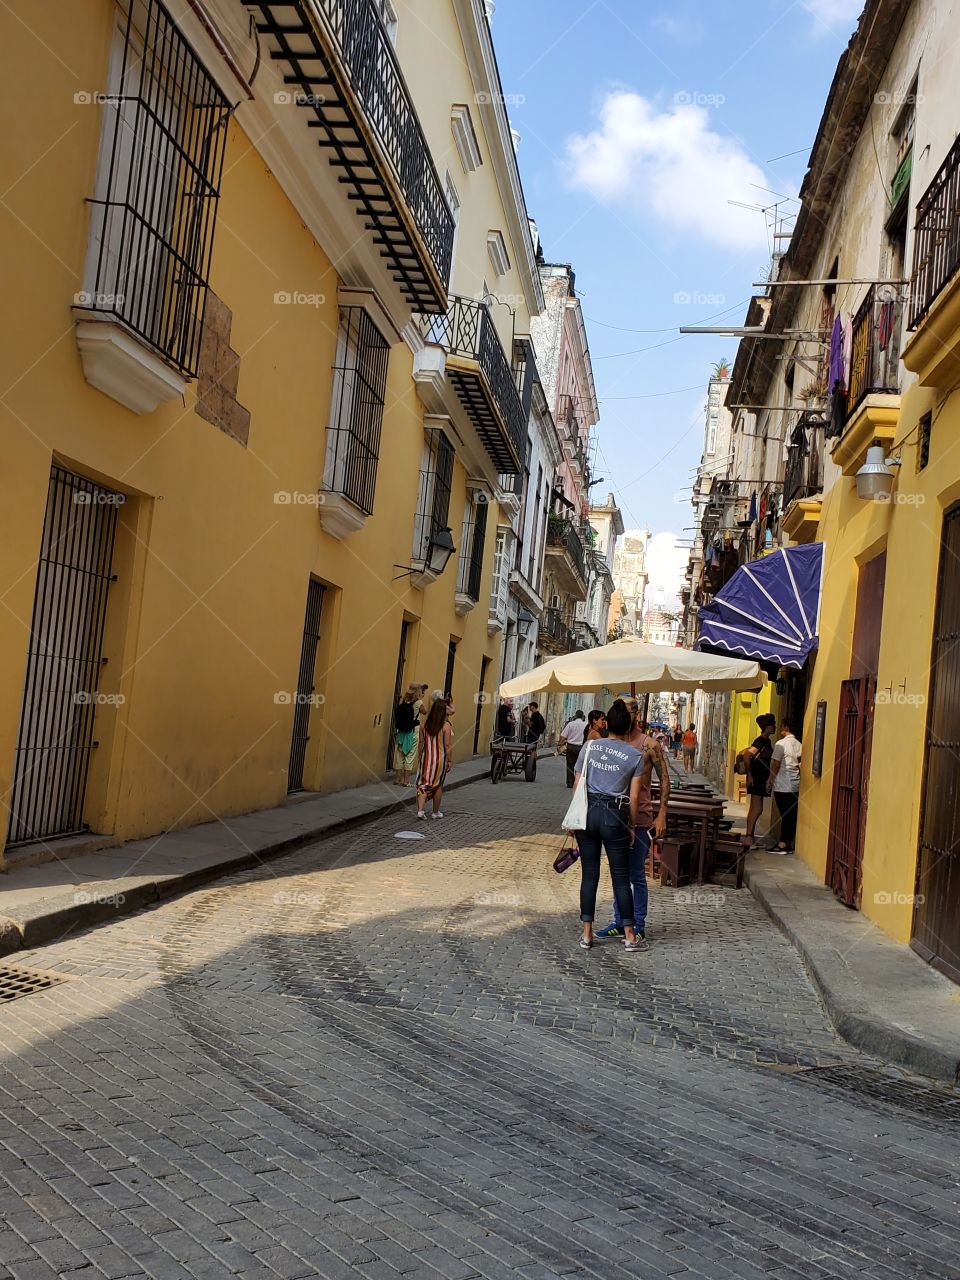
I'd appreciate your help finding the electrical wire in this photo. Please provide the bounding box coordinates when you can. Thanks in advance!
[599,384,705,401]
[585,299,750,335]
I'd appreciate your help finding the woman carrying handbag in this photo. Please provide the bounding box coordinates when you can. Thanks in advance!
[563,699,646,953]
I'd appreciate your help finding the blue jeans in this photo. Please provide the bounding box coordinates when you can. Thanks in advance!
[575,796,635,927]
[612,826,651,933]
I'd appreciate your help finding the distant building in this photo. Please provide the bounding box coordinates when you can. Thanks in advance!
[612,530,650,636]
[641,608,679,647]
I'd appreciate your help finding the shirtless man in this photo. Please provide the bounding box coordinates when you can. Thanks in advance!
[595,696,670,943]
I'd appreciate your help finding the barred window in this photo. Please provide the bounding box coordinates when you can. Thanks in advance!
[82,0,229,376]
[457,490,490,601]
[324,308,391,514]
[413,431,455,563]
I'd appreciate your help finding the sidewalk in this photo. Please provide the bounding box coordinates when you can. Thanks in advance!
[0,753,512,957]
[666,753,960,1084]
[746,855,960,1085]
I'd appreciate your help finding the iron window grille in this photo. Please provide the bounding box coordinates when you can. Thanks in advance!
[82,0,230,377]
[457,490,489,601]
[909,134,960,329]
[413,430,455,564]
[323,307,391,515]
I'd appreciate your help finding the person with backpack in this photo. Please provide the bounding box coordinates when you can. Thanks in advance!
[393,685,420,787]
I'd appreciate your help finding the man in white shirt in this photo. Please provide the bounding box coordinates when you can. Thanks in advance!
[767,719,801,853]
[558,711,587,788]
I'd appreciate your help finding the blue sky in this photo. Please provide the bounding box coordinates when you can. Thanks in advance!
[493,0,861,606]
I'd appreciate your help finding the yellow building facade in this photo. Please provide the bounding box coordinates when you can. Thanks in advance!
[0,0,543,863]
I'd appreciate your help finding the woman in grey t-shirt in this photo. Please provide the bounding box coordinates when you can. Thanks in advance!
[571,699,645,953]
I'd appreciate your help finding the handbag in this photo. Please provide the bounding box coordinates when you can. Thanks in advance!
[734,752,748,776]
[560,741,593,831]
[553,839,580,873]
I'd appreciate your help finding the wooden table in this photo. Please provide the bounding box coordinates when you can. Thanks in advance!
[664,799,725,885]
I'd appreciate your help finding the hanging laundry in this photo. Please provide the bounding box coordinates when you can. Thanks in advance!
[828,314,845,393]
[878,299,895,351]
[748,491,758,523]
[759,493,767,524]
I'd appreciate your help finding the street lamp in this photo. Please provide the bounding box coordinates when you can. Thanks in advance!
[855,445,901,501]
[517,608,535,639]
[425,526,456,575]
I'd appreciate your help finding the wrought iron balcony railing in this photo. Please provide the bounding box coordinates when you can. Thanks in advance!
[417,296,527,472]
[541,606,572,649]
[546,516,587,584]
[845,284,903,421]
[909,135,960,329]
[782,415,825,510]
[255,0,453,311]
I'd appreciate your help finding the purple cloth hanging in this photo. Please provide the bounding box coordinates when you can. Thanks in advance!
[828,314,844,392]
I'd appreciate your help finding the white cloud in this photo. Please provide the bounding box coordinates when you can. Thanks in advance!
[650,15,704,43]
[645,532,688,606]
[565,91,770,251]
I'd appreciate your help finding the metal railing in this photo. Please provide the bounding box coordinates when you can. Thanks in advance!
[542,606,572,649]
[418,296,527,460]
[909,135,960,329]
[782,416,825,510]
[323,307,390,514]
[546,516,587,584]
[846,284,903,421]
[309,0,454,288]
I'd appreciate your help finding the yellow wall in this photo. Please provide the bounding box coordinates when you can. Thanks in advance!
[0,1,503,857]
[723,685,779,798]
[796,379,944,943]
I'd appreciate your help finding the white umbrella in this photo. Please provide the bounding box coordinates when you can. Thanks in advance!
[499,636,766,697]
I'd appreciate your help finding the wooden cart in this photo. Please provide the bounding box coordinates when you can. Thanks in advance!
[490,738,538,783]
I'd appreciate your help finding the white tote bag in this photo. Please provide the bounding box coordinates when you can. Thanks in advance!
[561,741,593,831]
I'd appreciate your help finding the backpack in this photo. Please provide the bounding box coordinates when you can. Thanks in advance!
[395,700,416,732]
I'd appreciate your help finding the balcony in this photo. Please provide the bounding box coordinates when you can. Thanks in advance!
[834,285,903,475]
[903,137,960,389]
[545,515,588,598]
[254,0,453,313]
[540,606,573,654]
[781,414,825,544]
[416,296,526,473]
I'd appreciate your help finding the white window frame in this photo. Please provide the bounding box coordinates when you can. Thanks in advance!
[451,103,483,172]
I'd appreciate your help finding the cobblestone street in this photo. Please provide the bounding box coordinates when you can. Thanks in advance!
[1,758,959,1280]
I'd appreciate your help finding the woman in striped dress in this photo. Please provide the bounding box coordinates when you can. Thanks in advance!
[416,692,452,819]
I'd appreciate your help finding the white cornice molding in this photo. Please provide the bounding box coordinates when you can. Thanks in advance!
[453,0,543,317]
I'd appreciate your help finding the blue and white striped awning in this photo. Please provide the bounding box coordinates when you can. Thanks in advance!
[696,543,824,670]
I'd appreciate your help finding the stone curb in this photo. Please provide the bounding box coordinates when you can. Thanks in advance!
[745,863,960,1086]
[0,753,544,960]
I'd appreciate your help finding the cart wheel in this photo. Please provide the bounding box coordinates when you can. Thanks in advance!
[524,752,537,782]
[490,754,499,782]
[491,754,505,784]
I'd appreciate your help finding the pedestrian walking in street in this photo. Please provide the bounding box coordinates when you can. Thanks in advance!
[738,713,777,848]
[558,710,587,787]
[416,692,452,820]
[393,685,421,787]
[586,709,607,740]
[767,718,801,852]
[571,699,646,954]
[595,696,669,944]
[496,697,516,740]
[681,724,698,773]
[525,701,546,743]
[671,727,682,759]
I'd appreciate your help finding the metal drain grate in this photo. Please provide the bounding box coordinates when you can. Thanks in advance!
[0,965,67,1003]
[802,1063,960,1122]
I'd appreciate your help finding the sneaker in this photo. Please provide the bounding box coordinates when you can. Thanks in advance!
[578,935,593,950]
[416,811,426,820]
[431,811,444,820]
[768,846,792,855]
[594,923,622,939]
[624,936,649,953]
